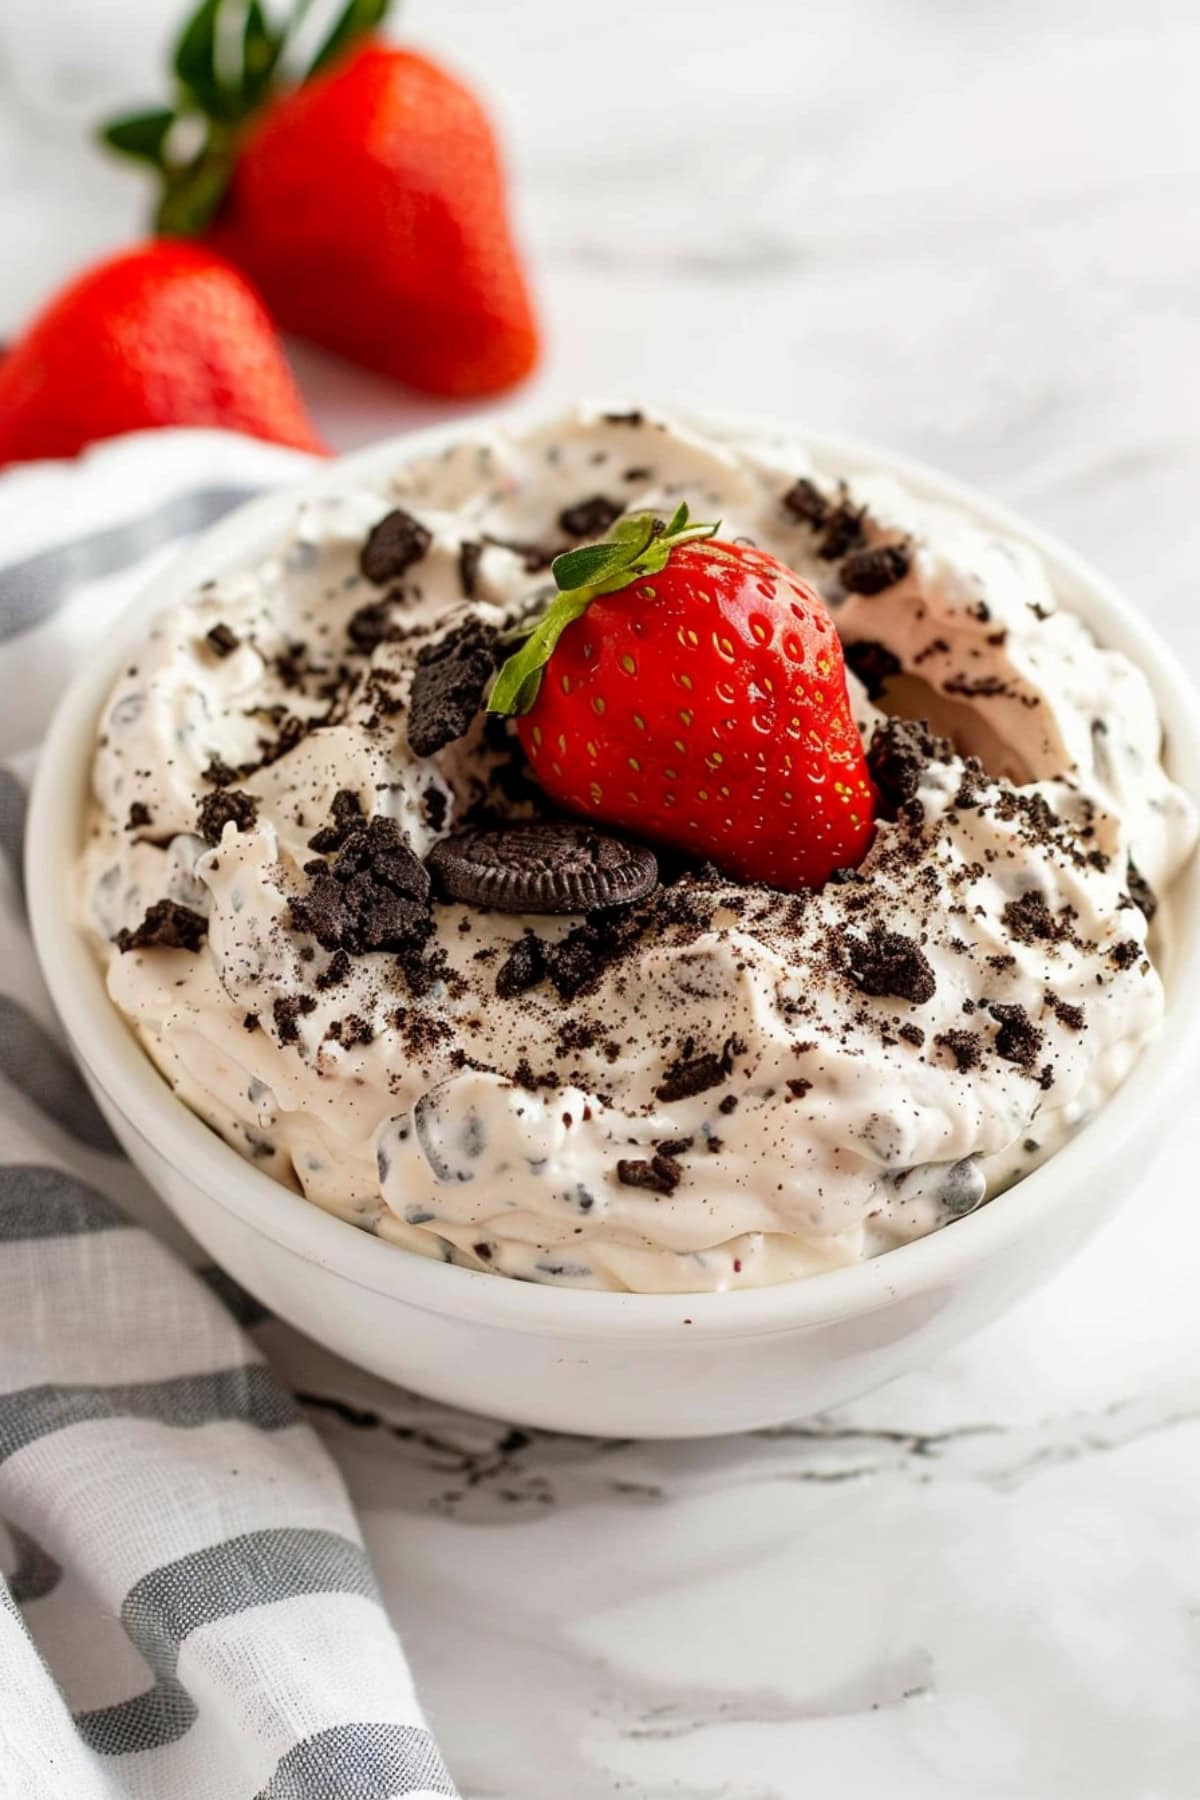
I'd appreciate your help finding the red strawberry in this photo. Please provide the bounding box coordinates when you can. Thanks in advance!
[0,241,324,467]
[102,2,538,399]
[489,510,876,890]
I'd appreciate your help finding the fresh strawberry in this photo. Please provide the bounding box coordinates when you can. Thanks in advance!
[0,241,324,467]
[102,0,538,398]
[489,510,877,890]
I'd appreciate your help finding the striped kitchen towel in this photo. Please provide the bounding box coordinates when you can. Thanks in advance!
[0,430,458,1800]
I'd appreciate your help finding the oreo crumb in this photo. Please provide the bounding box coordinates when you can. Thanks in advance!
[559,495,623,538]
[937,1029,981,1071]
[496,935,546,999]
[782,478,828,527]
[126,801,152,831]
[458,539,483,598]
[818,500,866,561]
[347,598,402,654]
[243,1012,259,1032]
[197,787,258,845]
[115,899,207,954]
[617,1155,681,1196]
[844,640,902,701]
[289,817,432,956]
[839,542,910,595]
[1002,890,1068,945]
[272,993,317,1045]
[202,758,239,788]
[360,509,432,584]
[866,716,953,820]
[205,622,238,657]
[407,617,498,757]
[315,948,352,990]
[898,1022,925,1047]
[988,1002,1043,1070]
[307,788,364,854]
[655,1035,746,1103]
[840,927,936,1005]
[1126,859,1158,924]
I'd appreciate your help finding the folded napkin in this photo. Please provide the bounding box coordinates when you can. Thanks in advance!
[0,431,458,1799]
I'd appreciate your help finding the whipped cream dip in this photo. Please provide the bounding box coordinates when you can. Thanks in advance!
[79,408,1197,1291]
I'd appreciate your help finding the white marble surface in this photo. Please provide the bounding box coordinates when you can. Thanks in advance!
[4,1,1200,1793]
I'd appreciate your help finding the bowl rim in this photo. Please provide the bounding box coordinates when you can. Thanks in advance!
[25,407,1200,1341]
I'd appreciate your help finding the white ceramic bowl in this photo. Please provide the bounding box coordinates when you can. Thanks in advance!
[26,416,1200,1438]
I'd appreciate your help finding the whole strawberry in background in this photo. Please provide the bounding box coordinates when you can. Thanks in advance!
[0,241,324,467]
[489,510,877,890]
[102,0,539,398]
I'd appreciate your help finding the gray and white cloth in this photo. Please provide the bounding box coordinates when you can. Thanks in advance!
[0,430,458,1799]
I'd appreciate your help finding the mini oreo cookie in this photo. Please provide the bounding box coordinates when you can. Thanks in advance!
[428,822,658,915]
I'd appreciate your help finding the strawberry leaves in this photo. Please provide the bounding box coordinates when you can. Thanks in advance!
[489,505,719,717]
[99,0,394,235]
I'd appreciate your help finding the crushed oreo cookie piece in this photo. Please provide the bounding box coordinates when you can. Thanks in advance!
[458,539,483,599]
[197,787,258,845]
[782,478,828,527]
[1002,890,1067,945]
[272,993,317,1045]
[840,927,936,1005]
[1126,858,1158,924]
[558,495,623,538]
[359,508,432,584]
[307,788,364,854]
[936,1028,981,1072]
[429,821,658,915]
[818,500,866,561]
[844,640,902,701]
[126,801,153,832]
[987,1001,1043,1070]
[205,622,238,657]
[289,817,432,956]
[866,716,952,820]
[655,1035,746,1103]
[407,616,499,757]
[495,935,546,998]
[617,1154,681,1196]
[347,597,402,653]
[115,899,207,954]
[839,542,910,595]
[201,758,239,788]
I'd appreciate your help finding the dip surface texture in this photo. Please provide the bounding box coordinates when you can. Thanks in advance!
[80,409,1197,1291]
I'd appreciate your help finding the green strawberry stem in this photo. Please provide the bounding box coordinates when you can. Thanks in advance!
[99,0,392,235]
[488,504,720,717]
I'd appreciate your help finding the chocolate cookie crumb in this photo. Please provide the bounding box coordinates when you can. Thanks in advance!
[786,1077,813,1099]
[1126,858,1158,924]
[866,716,952,819]
[126,801,153,832]
[655,1035,746,1103]
[1110,938,1141,969]
[289,817,432,956]
[1002,890,1067,945]
[937,1028,981,1071]
[407,617,498,757]
[202,758,239,788]
[205,622,238,657]
[818,500,866,561]
[840,927,936,1005]
[782,478,828,527]
[839,542,910,595]
[115,899,207,954]
[496,935,546,999]
[360,509,432,584]
[243,1012,259,1032]
[558,495,623,538]
[617,1155,681,1196]
[347,598,402,654]
[315,948,352,990]
[272,993,317,1044]
[307,788,364,854]
[197,787,258,845]
[844,639,902,701]
[898,1022,925,1047]
[458,539,483,599]
[718,1093,739,1115]
[988,1002,1043,1070]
